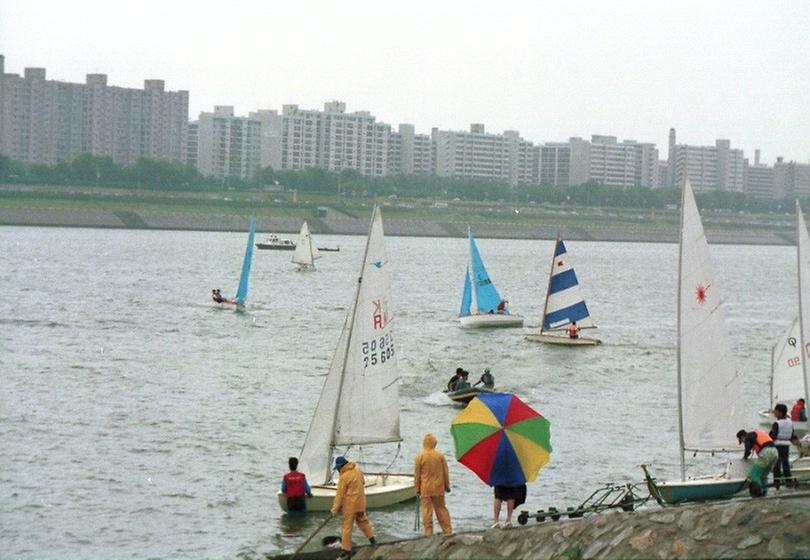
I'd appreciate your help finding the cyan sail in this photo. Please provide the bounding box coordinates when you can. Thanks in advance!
[468,227,504,314]
[460,265,472,316]
[542,238,595,330]
[235,216,256,305]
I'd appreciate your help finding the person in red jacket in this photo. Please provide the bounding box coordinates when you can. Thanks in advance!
[791,398,807,422]
[567,321,579,339]
[281,457,312,516]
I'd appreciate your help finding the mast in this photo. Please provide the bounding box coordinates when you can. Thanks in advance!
[797,202,810,414]
[676,180,687,481]
[308,222,314,268]
[539,232,560,333]
[325,205,379,476]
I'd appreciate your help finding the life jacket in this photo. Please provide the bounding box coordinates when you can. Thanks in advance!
[284,471,306,498]
[567,324,578,337]
[774,418,794,446]
[791,402,805,421]
[751,430,774,455]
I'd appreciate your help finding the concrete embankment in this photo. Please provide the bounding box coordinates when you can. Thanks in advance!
[274,494,810,559]
[0,206,794,246]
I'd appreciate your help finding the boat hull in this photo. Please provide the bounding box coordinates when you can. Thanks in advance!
[213,301,244,310]
[459,314,524,329]
[757,409,809,436]
[318,247,340,252]
[256,244,295,250]
[276,473,415,512]
[445,387,495,405]
[655,478,748,504]
[525,332,601,346]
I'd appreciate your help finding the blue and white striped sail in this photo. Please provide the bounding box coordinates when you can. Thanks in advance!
[460,265,472,316]
[235,216,256,306]
[541,237,595,330]
[466,227,505,315]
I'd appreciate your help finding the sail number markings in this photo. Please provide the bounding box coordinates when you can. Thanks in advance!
[362,333,395,368]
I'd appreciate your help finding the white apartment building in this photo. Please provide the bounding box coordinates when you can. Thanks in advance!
[186,121,198,170]
[432,124,534,186]
[389,123,432,176]
[667,130,745,192]
[538,143,572,186]
[196,106,261,179]
[773,157,810,199]
[569,135,659,188]
[278,101,390,176]
[0,55,188,166]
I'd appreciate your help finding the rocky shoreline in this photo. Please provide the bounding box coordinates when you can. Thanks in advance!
[0,207,795,246]
[271,493,810,559]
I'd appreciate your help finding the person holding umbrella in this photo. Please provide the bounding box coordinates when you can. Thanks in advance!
[451,392,551,529]
[330,456,377,557]
[414,433,453,536]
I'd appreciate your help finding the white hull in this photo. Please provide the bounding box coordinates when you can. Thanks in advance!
[213,301,244,310]
[757,409,809,436]
[459,313,524,329]
[525,332,601,346]
[277,473,415,512]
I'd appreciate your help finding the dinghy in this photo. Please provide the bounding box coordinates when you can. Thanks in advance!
[444,386,496,405]
[278,205,414,512]
[291,221,321,271]
[526,234,600,345]
[214,216,255,310]
[642,179,748,504]
[458,227,524,328]
[758,204,810,435]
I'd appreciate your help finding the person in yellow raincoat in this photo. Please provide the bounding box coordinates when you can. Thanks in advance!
[330,456,377,556]
[414,433,453,536]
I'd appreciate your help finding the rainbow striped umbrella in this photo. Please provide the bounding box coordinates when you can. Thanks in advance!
[451,393,551,486]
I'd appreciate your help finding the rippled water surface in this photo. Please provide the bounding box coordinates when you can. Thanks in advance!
[0,224,793,559]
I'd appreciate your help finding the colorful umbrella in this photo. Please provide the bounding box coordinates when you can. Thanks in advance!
[451,392,551,486]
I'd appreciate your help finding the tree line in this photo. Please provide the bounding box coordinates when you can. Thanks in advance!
[0,152,803,213]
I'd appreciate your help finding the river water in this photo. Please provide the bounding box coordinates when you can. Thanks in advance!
[0,224,794,559]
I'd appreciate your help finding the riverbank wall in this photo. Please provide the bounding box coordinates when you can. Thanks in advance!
[274,493,810,559]
[0,206,794,246]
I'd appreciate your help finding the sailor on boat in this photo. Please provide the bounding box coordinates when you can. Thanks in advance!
[281,457,313,516]
[792,398,808,422]
[496,299,508,313]
[567,321,579,339]
[447,368,464,392]
[211,289,224,303]
[474,368,495,389]
[737,429,779,496]
[451,371,471,392]
[330,456,377,558]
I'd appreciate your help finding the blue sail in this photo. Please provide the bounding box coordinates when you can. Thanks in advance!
[460,265,472,316]
[468,227,504,314]
[542,238,595,330]
[235,216,256,306]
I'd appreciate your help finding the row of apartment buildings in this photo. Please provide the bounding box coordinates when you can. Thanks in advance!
[2,54,808,198]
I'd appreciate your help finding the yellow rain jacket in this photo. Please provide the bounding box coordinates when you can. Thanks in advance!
[414,433,450,497]
[331,462,367,514]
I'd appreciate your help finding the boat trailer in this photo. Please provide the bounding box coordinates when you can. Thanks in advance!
[517,482,652,525]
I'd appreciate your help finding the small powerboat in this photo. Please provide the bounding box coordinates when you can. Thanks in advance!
[256,234,296,250]
[445,386,496,405]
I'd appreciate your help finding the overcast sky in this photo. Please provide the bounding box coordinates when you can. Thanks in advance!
[2,0,808,162]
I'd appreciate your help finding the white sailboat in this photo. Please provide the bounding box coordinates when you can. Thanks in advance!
[793,202,810,435]
[458,226,524,328]
[526,233,601,346]
[642,179,748,504]
[757,318,805,427]
[291,221,321,271]
[278,205,414,512]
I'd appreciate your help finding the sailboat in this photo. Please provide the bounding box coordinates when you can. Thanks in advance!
[642,179,748,505]
[291,221,321,271]
[458,226,524,328]
[214,216,256,309]
[526,234,601,345]
[793,202,810,435]
[757,318,805,427]
[278,205,415,512]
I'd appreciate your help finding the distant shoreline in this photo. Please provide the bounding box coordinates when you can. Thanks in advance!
[0,206,794,246]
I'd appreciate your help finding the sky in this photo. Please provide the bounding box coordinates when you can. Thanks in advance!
[1,0,809,163]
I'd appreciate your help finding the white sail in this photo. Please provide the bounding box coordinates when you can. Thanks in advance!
[297,206,400,485]
[771,317,803,405]
[797,203,810,408]
[678,179,743,455]
[292,221,321,267]
[334,206,400,446]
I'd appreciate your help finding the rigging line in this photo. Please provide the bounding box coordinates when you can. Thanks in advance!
[384,442,401,472]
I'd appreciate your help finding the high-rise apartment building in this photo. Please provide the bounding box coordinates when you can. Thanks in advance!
[432,124,534,186]
[667,130,745,192]
[389,124,432,176]
[0,55,188,166]
[187,121,198,170]
[568,135,659,188]
[196,106,261,179]
[538,143,572,186]
[773,157,810,199]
